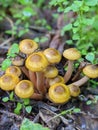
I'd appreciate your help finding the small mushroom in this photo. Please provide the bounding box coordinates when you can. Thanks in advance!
[12,56,29,78]
[19,39,39,85]
[25,52,49,95]
[49,75,64,86]
[19,39,38,55]
[68,84,80,97]
[48,83,70,104]
[15,80,34,98]
[70,64,98,87]
[43,65,59,89]
[63,48,81,83]
[44,65,58,79]
[5,66,21,77]
[43,48,61,64]
[0,74,19,91]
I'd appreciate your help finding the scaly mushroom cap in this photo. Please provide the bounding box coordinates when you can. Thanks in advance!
[0,74,19,91]
[19,39,38,54]
[6,66,21,77]
[25,52,49,72]
[68,84,80,97]
[15,80,34,98]
[12,56,24,66]
[48,83,70,104]
[43,48,61,64]
[63,48,81,60]
[83,64,98,78]
[44,65,58,78]
[49,75,64,86]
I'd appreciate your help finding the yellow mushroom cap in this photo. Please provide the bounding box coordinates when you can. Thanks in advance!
[48,83,70,104]
[12,56,24,66]
[0,74,19,91]
[15,80,34,98]
[44,65,58,78]
[25,52,49,72]
[83,64,98,78]
[63,48,81,60]
[68,84,80,97]
[6,66,21,77]
[19,39,38,54]
[43,48,61,64]
[49,75,64,86]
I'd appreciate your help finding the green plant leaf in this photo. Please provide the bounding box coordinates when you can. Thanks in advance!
[20,118,50,130]
[9,91,14,101]
[23,98,30,105]
[1,58,12,70]
[2,97,9,102]
[23,7,33,17]
[85,52,95,63]
[25,106,32,113]
[85,0,98,6]
[72,34,80,40]
[61,23,72,36]
[86,100,92,105]
[7,43,19,57]
[93,16,98,31]
[14,102,22,115]
[18,0,30,5]
[73,108,81,113]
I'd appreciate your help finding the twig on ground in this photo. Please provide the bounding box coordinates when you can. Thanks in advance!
[0,109,22,120]
[0,37,14,47]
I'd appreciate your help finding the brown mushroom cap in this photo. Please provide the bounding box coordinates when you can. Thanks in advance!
[63,48,81,60]
[6,66,21,77]
[68,84,80,97]
[48,83,70,104]
[25,52,49,72]
[0,74,19,91]
[83,64,98,78]
[19,39,38,54]
[44,65,58,78]
[15,80,34,98]
[49,75,64,86]
[12,56,24,66]
[43,48,61,64]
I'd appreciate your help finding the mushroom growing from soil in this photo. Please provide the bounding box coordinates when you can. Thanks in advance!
[48,83,70,104]
[19,39,39,86]
[63,48,81,83]
[49,75,64,86]
[44,65,58,79]
[25,52,49,95]
[43,65,59,89]
[15,80,34,98]
[0,74,19,91]
[12,55,29,78]
[5,66,21,77]
[71,64,98,87]
[43,48,61,64]
[68,84,80,97]
[19,39,38,55]
[66,64,98,98]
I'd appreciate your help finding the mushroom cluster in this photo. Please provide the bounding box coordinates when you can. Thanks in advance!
[0,39,98,104]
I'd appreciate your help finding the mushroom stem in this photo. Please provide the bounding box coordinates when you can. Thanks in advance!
[72,76,89,87]
[64,60,74,83]
[30,93,44,100]
[29,71,36,88]
[20,66,29,78]
[36,72,46,95]
[72,61,88,81]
